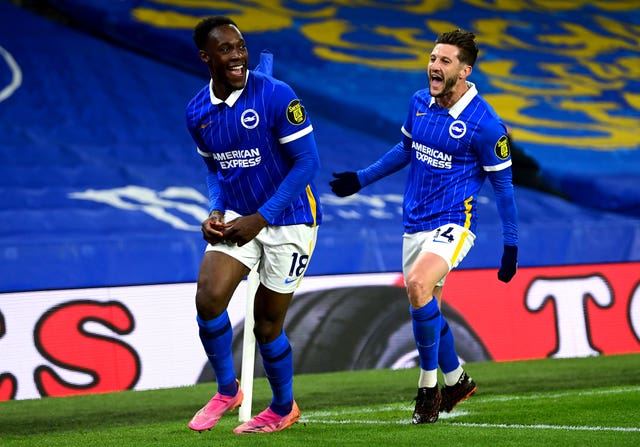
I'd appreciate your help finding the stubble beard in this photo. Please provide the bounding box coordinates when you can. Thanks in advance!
[430,75,458,99]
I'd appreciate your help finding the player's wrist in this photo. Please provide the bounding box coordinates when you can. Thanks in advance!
[253,211,268,227]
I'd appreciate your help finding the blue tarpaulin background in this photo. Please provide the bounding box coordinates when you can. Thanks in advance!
[1,0,639,292]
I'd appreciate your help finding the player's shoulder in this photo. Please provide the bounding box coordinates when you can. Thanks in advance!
[186,83,210,112]
[185,84,211,129]
[469,94,508,145]
[249,71,306,121]
[408,87,433,109]
[412,87,431,101]
[250,70,293,95]
[469,89,502,120]
[461,94,502,136]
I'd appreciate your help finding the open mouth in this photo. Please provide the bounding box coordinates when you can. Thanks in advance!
[228,64,245,78]
[430,72,443,89]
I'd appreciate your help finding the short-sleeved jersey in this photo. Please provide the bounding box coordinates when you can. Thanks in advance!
[401,82,511,234]
[185,70,322,226]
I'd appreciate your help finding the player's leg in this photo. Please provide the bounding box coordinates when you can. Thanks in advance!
[406,252,450,380]
[404,225,475,423]
[195,250,249,389]
[436,285,477,412]
[233,285,300,434]
[189,248,253,431]
[233,223,316,434]
[433,286,463,384]
[254,285,294,413]
[430,231,478,413]
[404,249,449,424]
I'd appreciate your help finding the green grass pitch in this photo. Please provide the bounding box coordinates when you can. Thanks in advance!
[1,354,639,446]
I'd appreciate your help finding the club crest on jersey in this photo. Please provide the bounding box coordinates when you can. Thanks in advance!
[449,120,466,139]
[286,99,306,125]
[241,109,259,129]
[494,135,511,160]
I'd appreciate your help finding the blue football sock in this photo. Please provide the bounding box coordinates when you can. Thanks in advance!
[438,315,461,374]
[197,312,237,396]
[411,299,441,371]
[259,331,293,416]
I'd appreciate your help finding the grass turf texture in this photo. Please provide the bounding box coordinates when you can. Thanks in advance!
[1,354,639,446]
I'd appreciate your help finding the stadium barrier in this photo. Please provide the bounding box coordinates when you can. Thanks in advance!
[1,262,639,401]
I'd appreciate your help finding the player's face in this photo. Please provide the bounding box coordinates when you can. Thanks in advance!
[199,24,248,100]
[427,43,467,99]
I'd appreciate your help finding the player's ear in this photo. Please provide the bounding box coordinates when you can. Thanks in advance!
[458,65,473,79]
[198,50,210,63]
[459,64,472,80]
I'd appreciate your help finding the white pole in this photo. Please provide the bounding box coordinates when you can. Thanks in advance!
[238,267,259,422]
[239,50,270,423]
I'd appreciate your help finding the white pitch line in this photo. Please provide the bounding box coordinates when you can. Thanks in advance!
[304,403,412,417]
[300,419,408,425]
[299,386,640,432]
[475,385,640,403]
[301,410,467,425]
[448,422,640,433]
[299,419,640,431]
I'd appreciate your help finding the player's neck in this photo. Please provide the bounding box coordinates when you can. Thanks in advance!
[211,84,231,102]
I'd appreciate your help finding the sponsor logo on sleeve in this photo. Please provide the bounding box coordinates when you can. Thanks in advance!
[494,135,511,160]
[286,99,306,125]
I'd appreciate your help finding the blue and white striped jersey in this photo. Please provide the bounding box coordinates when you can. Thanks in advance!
[359,82,517,245]
[185,70,322,226]
[400,83,515,238]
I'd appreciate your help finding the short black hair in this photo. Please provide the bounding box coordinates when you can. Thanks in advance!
[193,16,238,50]
[435,29,478,67]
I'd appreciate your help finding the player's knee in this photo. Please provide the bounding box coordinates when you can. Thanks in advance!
[405,274,426,297]
[405,275,436,308]
[253,321,281,344]
[195,283,226,320]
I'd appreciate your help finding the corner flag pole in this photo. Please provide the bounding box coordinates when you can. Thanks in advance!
[239,267,259,422]
[239,49,273,423]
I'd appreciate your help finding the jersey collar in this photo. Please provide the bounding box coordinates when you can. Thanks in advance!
[208,71,250,107]
[429,81,478,119]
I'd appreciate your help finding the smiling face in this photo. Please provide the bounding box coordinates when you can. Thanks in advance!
[199,23,248,100]
[427,43,472,107]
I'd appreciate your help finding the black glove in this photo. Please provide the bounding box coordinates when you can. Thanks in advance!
[330,171,361,197]
[497,245,518,283]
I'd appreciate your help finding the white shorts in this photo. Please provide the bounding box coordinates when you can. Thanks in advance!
[402,224,475,287]
[205,210,319,293]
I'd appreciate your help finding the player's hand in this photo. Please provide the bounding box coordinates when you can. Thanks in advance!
[201,210,229,245]
[330,171,361,197]
[223,212,268,247]
[497,245,518,283]
[202,210,227,243]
